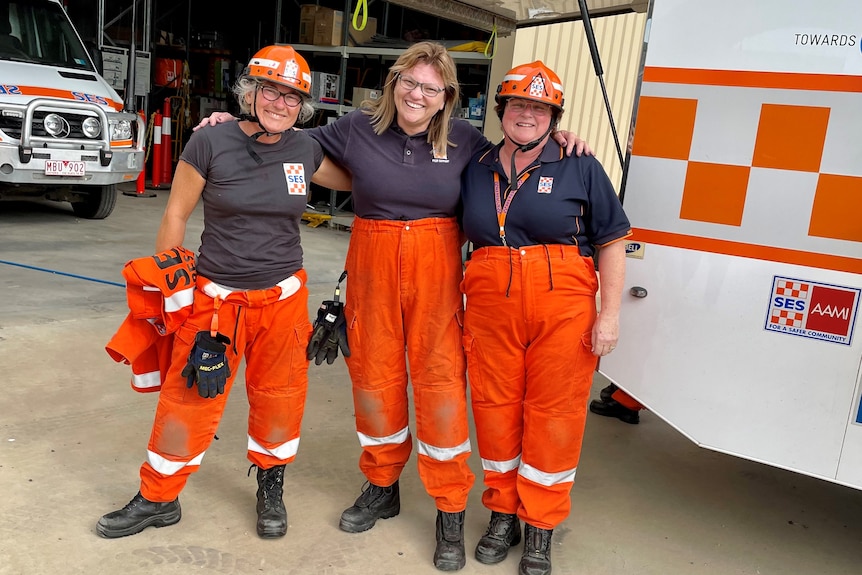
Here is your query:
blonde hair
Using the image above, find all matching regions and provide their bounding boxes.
[363,41,461,155]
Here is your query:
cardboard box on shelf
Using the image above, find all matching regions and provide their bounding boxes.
[312,7,377,46]
[351,87,381,106]
[311,72,340,103]
[347,17,377,46]
[299,5,319,44]
[312,7,342,46]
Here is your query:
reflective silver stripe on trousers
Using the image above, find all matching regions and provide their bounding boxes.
[481,454,521,474]
[357,426,410,447]
[518,461,577,486]
[147,449,205,475]
[248,435,300,461]
[417,438,472,461]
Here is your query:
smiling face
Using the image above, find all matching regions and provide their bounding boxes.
[247,80,302,133]
[393,63,447,135]
[501,97,554,146]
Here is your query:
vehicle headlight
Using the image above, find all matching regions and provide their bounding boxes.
[109,119,132,141]
[82,117,102,138]
[44,113,68,137]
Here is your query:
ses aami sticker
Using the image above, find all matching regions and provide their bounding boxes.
[765,276,861,345]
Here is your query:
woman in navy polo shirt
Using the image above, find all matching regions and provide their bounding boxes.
[460,61,631,575]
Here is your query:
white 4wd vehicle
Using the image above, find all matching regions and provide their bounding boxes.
[0,0,145,218]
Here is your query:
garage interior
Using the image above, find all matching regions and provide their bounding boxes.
[60,0,505,213]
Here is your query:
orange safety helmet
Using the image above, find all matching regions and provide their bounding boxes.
[495,61,565,112]
[243,45,312,99]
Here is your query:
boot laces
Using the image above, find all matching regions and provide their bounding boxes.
[355,481,390,508]
[121,492,147,511]
[249,464,285,503]
[486,512,516,538]
[440,512,464,542]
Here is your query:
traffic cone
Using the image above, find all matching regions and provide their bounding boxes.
[152,111,163,189]
[124,110,156,197]
[162,98,173,184]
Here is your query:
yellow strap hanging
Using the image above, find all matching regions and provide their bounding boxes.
[352,0,369,31]
[484,23,497,59]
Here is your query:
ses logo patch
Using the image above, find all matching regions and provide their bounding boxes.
[764,276,860,345]
[282,163,307,195]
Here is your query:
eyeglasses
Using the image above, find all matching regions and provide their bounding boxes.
[396,74,446,98]
[259,84,303,108]
[506,100,552,116]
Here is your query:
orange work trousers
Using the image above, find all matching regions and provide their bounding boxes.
[140,270,312,502]
[613,388,645,410]
[462,245,599,529]
[343,216,474,512]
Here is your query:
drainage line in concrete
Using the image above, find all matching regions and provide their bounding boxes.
[0,260,125,288]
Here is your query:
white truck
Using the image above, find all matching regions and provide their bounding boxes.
[600,0,862,490]
[0,0,145,219]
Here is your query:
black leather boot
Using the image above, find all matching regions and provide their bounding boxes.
[433,510,466,571]
[339,480,400,533]
[255,464,287,538]
[599,383,618,403]
[475,511,521,564]
[519,523,553,575]
[96,491,181,538]
[589,397,640,424]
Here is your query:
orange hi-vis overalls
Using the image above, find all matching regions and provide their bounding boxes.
[462,245,599,529]
[343,216,475,513]
[139,270,312,503]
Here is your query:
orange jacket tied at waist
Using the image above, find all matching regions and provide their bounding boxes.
[105,246,196,392]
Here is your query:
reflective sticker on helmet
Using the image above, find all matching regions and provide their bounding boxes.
[529,75,546,98]
[284,59,299,81]
[283,163,307,195]
[252,57,280,70]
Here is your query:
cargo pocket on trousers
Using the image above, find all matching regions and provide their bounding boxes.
[567,331,599,410]
[462,331,486,403]
[344,309,361,382]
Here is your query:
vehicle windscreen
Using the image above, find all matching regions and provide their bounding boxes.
[0,0,93,71]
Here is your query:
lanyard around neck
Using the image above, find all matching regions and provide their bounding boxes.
[493,170,531,246]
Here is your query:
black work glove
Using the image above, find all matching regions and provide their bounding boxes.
[181,331,232,398]
[306,300,350,365]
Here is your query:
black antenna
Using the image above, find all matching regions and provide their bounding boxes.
[577,0,626,172]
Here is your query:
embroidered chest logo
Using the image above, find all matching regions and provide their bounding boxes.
[282,163,307,195]
[537,176,554,194]
[431,146,449,163]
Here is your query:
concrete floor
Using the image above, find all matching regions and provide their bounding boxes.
[2,185,862,575]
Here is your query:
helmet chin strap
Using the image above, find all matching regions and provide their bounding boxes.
[503,120,555,190]
[241,92,285,165]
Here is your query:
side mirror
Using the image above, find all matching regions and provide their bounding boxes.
[85,40,102,74]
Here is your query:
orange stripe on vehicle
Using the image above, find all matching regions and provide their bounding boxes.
[643,67,862,93]
[631,228,862,275]
[12,86,123,110]
[110,139,133,147]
